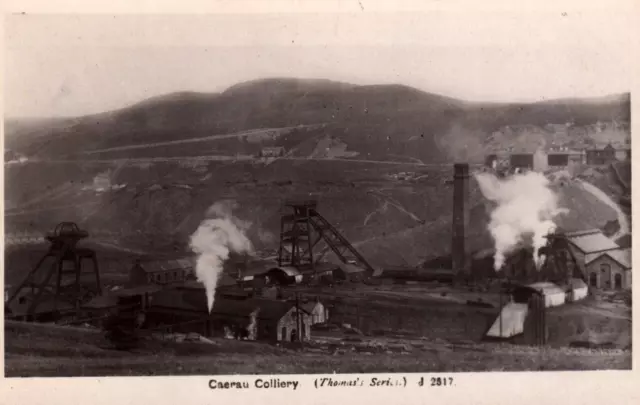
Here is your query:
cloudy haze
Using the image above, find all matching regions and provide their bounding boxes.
[4,7,635,118]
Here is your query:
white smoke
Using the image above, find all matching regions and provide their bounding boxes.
[189,201,254,313]
[474,171,567,271]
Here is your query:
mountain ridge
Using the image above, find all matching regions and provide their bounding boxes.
[3,77,631,165]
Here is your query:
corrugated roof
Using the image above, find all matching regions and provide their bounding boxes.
[564,229,619,253]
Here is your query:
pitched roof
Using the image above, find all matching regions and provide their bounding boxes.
[605,249,632,269]
[563,229,620,253]
[586,248,632,269]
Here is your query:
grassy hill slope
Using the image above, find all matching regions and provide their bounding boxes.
[5,79,630,163]
[4,159,620,283]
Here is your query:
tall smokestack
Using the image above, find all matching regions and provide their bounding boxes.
[452,163,470,279]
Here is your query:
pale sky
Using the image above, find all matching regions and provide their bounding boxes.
[4,6,636,118]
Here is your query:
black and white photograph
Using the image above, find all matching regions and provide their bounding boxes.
[2,0,635,384]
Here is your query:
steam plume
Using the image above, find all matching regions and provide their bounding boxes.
[189,201,254,313]
[474,171,567,271]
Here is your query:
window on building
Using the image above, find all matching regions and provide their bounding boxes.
[614,273,623,289]
[18,296,26,305]
[281,327,287,341]
[600,263,611,288]
[589,272,598,288]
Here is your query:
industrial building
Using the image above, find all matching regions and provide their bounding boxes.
[301,299,329,325]
[584,248,632,290]
[509,153,534,170]
[128,258,195,286]
[586,144,616,165]
[560,229,632,290]
[146,288,312,342]
[546,148,585,167]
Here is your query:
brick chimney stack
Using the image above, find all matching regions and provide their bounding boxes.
[452,163,470,279]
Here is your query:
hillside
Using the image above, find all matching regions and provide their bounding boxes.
[4,158,621,284]
[4,78,630,163]
[3,78,631,280]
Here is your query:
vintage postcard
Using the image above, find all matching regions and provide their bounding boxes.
[1,0,638,404]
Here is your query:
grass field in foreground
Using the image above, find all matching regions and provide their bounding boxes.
[5,321,630,377]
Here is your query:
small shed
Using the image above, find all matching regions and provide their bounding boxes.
[569,278,588,301]
[301,300,329,325]
[525,282,567,308]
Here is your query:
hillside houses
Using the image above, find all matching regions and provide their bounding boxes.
[546,147,584,167]
[486,142,628,172]
[485,120,630,171]
[585,144,616,165]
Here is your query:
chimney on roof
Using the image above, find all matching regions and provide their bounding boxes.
[452,163,470,280]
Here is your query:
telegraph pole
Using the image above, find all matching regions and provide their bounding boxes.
[295,293,302,342]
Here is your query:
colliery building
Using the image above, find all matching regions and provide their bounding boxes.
[586,144,617,165]
[146,286,312,342]
[129,258,195,286]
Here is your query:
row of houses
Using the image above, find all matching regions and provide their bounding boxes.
[486,143,631,172]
